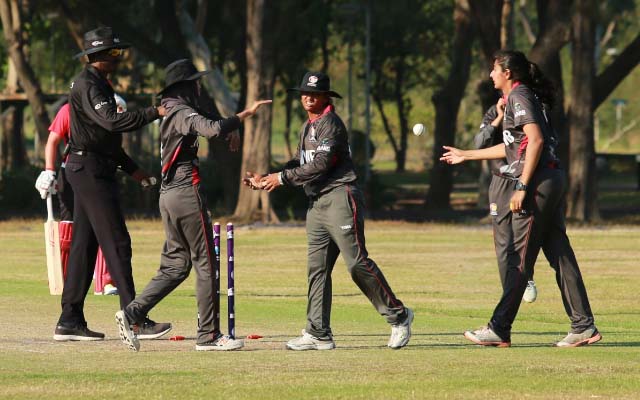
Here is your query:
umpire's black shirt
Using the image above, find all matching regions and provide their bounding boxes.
[68,65,159,174]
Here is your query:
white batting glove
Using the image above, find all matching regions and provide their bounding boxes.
[35,170,57,199]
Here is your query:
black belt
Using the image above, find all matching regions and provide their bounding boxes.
[70,149,107,158]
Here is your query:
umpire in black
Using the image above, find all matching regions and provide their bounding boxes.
[54,27,170,341]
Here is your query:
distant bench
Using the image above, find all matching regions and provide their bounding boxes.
[595,153,640,190]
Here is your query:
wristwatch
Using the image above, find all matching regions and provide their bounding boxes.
[515,181,528,191]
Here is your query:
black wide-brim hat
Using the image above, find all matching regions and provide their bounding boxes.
[74,27,130,59]
[288,71,342,98]
[158,59,211,95]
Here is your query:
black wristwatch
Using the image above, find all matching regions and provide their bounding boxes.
[515,181,528,191]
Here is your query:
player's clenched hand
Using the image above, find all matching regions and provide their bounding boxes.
[439,146,466,165]
[242,171,265,190]
[260,173,282,192]
[131,169,157,189]
[509,191,526,214]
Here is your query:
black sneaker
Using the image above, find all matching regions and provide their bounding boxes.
[133,317,172,340]
[53,324,105,341]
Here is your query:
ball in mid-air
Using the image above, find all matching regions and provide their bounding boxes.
[412,123,425,136]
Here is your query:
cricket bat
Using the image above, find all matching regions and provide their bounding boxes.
[44,194,64,295]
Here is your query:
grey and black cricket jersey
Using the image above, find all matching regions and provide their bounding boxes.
[281,106,357,197]
[280,105,407,338]
[126,95,239,343]
[500,83,560,179]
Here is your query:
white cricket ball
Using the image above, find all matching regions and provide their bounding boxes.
[412,123,425,136]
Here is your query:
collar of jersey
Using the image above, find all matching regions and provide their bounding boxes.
[502,81,521,103]
[308,104,334,124]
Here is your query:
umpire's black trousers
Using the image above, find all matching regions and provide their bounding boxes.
[58,153,135,326]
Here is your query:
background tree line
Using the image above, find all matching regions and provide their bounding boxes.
[0,0,638,222]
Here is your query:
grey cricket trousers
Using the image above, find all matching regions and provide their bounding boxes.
[489,174,535,288]
[304,184,406,338]
[489,169,595,341]
[126,185,220,343]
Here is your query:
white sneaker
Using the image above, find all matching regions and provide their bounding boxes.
[115,310,140,352]
[555,326,602,347]
[388,308,414,349]
[523,280,538,303]
[196,334,244,351]
[103,284,118,295]
[286,330,335,351]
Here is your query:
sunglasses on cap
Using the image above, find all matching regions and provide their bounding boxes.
[107,48,125,57]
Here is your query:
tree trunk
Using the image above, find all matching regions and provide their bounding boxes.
[500,0,515,49]
[425,0,474,210]
[566,0,599,222]
[529,0,571,74]
[393,58,408,173]
[0,0,50,158]
[283,93,294,160]
[373,92,399,158]
[233,0,278,222]
[469,0,502,67]
[175,0,238,118]
[593,33,640,109]
[1,104,26,170]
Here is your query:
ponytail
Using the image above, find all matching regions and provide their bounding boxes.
[528,61,556,109]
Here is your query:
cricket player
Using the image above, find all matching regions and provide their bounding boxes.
[474,101,537,303]
[115,59,271,352]
[35,94,130,296]
[247,71,413,350]
[441,50,600,348]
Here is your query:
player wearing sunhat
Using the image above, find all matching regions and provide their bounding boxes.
[246,71,414,350]
[115,59,271,351]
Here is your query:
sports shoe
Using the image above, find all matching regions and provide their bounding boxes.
[464,326,511,347]
[53,324,105,341]
[195,334,244,351]
[103,284,118,296]
[388,308,414,349]
[133,317,172,340]
[115,310,139,352]
[286,330,335,351]
[555,326,602,347]
[523,280,537,303]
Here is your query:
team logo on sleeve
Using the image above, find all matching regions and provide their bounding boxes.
[514,103,526,117]
[94,101,109,110]
[316,138,331,152]
[502,130,515,146]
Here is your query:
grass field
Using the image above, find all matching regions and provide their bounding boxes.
[1,219,639,399]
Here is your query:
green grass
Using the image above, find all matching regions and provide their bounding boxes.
[1,220,639,399]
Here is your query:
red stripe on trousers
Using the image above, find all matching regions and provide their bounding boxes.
[346,185,400,308]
